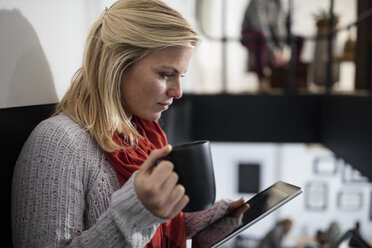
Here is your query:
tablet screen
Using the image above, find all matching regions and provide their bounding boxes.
[193,181,302,248]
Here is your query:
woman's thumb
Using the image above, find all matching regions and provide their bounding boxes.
[140,144,172,173]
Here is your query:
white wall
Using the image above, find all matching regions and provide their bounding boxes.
[210,142,372,246]
[0,0,89,108]
[0,0,199,109]
[278,144,372,240]
[211,142,283,239]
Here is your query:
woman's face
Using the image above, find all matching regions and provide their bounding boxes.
[121,46,194,121]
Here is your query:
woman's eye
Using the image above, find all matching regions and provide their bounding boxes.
[159,72,175,79]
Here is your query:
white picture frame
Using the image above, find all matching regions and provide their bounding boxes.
[305,182,327,210]
[313,155,337,175]
[337,191,363,210]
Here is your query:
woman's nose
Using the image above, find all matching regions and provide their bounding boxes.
[167,79,183,99]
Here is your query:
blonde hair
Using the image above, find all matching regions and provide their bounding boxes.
[55,0,199,152]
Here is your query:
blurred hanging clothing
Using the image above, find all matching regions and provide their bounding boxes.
[241,0,287,78]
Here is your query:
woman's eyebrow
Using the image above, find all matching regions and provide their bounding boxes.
[159,66,186,74]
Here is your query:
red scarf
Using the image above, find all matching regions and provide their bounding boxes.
[104,116,186,248]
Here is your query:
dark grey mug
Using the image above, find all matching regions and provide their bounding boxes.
[158,140,216,212]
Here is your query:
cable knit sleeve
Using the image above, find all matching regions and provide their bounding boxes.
[185,199,244,247]
[11,115,166,248]
[185,199,231,238]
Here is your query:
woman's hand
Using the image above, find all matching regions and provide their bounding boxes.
[226,197,249,217]
[134,145,189,219]
[191,198,250,248]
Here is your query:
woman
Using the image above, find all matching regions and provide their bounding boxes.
[11,0,246,247]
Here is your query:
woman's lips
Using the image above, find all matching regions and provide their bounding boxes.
[158,102,172,110]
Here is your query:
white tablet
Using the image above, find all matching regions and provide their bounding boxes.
[194,181,302,248]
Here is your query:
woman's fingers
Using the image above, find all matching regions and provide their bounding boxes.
[150,160,174,183]
[139,144,172,174]
[134,145,188,219]
[160,171,179,199]
[227,197,245,212]
[227,197,250,217]
[231,202,250,217]
[153,181,188,219]
[167,188,189,218]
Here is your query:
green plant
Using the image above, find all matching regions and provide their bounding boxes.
[312,9,339,22]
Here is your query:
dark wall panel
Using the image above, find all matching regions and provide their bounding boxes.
[321,95,372,181]
[163,94,372,181]
[169,94,323,143]
[0,103,56,248]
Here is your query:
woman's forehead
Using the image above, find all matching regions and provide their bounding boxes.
[137,46,194,70]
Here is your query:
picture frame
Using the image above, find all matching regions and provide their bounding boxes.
[238,163,260,194]
[313,155,337,175]
[305,182,328,210]
[337,191,363,210]
[341,162,369,183]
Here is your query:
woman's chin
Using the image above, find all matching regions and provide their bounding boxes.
[154,113,162,121]
[141,112,162,122]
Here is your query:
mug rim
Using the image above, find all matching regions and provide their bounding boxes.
[172,140,209,150]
